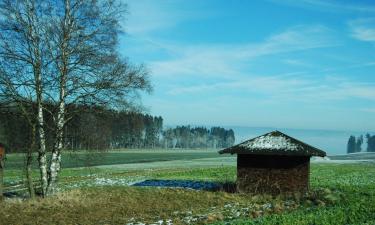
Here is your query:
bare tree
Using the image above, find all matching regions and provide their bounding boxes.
[42,0,151,194]
[0,0,50,196]
[0,79,37,198]
[1,0,151,196]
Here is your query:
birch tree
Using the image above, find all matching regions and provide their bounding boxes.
[1,0,151,196]
[0,73,37,198]
[43,0,151,194]
[0,0,50,196]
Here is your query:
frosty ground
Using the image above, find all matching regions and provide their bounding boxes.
[1,150,375,224]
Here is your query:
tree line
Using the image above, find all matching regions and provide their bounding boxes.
[347,134,375,153]
[0,104,235,153]
[163,126,235,149]
[0,104,159,152]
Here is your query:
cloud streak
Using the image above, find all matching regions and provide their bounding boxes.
[145,24,375,104]
[123,0,212,35]
[149,25,338,78]
[167,74,375,103]
[269,0,375,13]
[348,18,375,42]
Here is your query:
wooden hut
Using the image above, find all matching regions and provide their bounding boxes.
[219,131,326,194]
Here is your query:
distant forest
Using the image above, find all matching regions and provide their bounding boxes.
[347,134,375,153]
[0,105,235,153]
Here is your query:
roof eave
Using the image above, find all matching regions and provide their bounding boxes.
[218,147,326,157]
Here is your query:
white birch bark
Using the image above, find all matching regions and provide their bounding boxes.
[36,70,48,197]
[46,0,69,194]
[47,98,65,194]
[28,1,48,196]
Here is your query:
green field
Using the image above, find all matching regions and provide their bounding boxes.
[2,149,234,188]
[1,150,375,224]
[4,149,228,170]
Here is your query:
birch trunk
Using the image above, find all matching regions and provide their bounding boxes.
[26,125,36,199]
[47,100,65,194]
[26,154,35,199]
[46,0,70,195]
[34,57,47,196]
[25,0,48,197]
[36,82,48,197]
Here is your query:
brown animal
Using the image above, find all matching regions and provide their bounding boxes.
[0,143,4,202]
[0,143,5,168]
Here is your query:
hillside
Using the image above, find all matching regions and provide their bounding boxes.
[328,152,375,160]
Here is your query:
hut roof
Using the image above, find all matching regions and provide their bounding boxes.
[219,130,326,157]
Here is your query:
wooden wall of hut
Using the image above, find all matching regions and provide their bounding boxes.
[236,154,310,194]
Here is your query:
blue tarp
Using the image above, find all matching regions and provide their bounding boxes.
[133,179,222,191]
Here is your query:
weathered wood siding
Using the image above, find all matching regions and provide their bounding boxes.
[236,154,310,194]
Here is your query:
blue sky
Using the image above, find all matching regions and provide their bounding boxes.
[119,0,375,131]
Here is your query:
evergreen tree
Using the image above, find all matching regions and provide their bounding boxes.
[355,135,363,152]
[347,135,356,154]
[366,134,375,152]
[161,126,235,149]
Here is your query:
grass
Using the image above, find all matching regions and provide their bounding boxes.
[0,183,346,225]
[2,149,231,189]
[213,163,375,225]
[2,187,268,224]
[4,149,224,170]
[1,150,375,224]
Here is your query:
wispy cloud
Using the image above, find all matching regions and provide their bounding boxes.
[242,25,337,57]
[269,0,375,13]
[282,59,313,67]
[301,81,375,101]
[123,0,211,35]
[348,18,375,42]
[361,108,375,113]
[149,25,337,78]
[167,73,375,103]
[146,24,367,105]
[167,74,310,96]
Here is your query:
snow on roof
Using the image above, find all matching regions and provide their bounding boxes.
[219,130,326,157]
